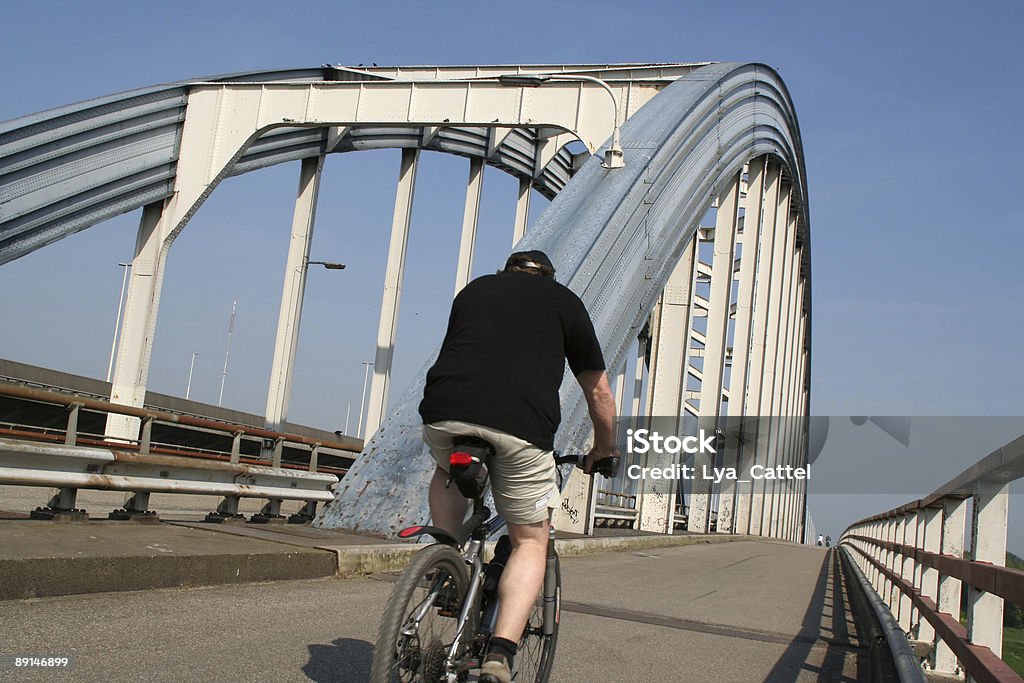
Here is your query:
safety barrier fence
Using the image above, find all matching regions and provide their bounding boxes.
[840,434,1024,682]
[593,489,637,528]
[0,383,357,523]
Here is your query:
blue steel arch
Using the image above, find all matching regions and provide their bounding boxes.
[315,62,812,535]
[0,66,576,266]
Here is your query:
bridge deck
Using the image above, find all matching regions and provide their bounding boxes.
[558,541,867,681]
[0,531,866,681]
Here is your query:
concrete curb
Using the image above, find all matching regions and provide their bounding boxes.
[321,544,422,577]
[0,549,336,600]
[1,527,763,599]
[324,532,755,578]
[555,532,756,557]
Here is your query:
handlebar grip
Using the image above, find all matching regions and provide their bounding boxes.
[591,456,620,478]
[552,452,621,477]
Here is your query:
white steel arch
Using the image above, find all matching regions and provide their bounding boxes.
[0,62,811,539]
[317,62,811,539]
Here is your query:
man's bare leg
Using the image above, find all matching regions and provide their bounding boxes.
[429,466,468,536]
[493,517,549,642]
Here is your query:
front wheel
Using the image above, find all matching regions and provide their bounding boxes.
[371,544,470,683]
[514,554,560,683]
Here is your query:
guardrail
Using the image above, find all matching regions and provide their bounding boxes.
[0,383,356,523]
[839,434,1024,682]
[593,489,637,528]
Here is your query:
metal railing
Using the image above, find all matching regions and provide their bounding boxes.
[0,383,358,523]
[593,489,637,528]
[839,434,1024,682]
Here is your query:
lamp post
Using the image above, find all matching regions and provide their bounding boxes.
[185,352,198,400]
[106,262,131,382]
[308,258,348,434]
[357,361,374,439]
[496,73,625,169]
[218,298,237,407]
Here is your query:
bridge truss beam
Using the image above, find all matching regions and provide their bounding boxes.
[93,78,641,439]
[316,62,811,539]
[0,62,811,541]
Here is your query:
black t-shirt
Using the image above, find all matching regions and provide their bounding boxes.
[419,272,606,450]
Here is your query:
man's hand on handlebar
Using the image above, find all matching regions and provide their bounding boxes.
[584,447,622,478]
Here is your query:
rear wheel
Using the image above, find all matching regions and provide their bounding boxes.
[513,554,560,683]
[371,544,470,683]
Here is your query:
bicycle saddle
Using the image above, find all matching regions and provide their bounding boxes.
[448,436,494,500]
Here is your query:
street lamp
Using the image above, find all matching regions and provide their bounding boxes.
[306,260,347,270]
[496,73,625,169]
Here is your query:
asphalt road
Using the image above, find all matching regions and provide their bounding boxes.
[0,541,866,682]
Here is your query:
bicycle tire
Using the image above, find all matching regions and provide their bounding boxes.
[371,544,471,683]
[513,554,560,683]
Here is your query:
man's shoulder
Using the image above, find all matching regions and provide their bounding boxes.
[463,273,586,310]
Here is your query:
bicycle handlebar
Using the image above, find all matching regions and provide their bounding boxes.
[553,452,620,478]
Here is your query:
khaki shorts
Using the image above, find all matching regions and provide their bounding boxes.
[423,420,558,525]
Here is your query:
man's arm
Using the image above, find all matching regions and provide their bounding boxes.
[576,369,619,472]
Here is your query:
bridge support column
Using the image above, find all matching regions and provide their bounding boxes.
[782,267,805,541]
[879,520,891,596]
[885,517,898,609]
[749,177,790,537]
[265,155,325,432]
[933,499,966,673]
[636,244,696,534]
[795,335,808,543]
[870,521,883,591]
[105,200,175,440]
[793,295,808,542]
[917,507,940,659]
[366,148,420,438]
[454,158,485,294]
[897,510,917,631]
[513,177,531,244]
[764,209,797,539]
[778,274,802,540]
[109,492,158,522]
[968,481,1009,658]
[734,162,781,536]
[105,86,284,440]
[693,173,740,534]
[29,487,87,521]
[719,159,766,534]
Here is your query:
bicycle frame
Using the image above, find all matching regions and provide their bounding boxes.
[388,452,589,683]
[439,461,573,680]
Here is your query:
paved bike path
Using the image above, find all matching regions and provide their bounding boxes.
[0,514,750,600]
[556,541,868,681]
[0,540,864,682]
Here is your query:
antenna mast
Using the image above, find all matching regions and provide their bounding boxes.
[218,297,237,406]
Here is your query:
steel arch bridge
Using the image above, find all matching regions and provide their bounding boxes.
[0,62,810,542]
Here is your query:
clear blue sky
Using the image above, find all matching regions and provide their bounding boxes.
[2,1,1023,544]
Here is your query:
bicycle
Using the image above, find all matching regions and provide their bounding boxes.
[370,437,618,683]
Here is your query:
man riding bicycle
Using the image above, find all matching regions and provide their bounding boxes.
[418,250,618,683]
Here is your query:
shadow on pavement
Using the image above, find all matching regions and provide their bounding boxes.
[304,637,373,682]
[762,549,869,682]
